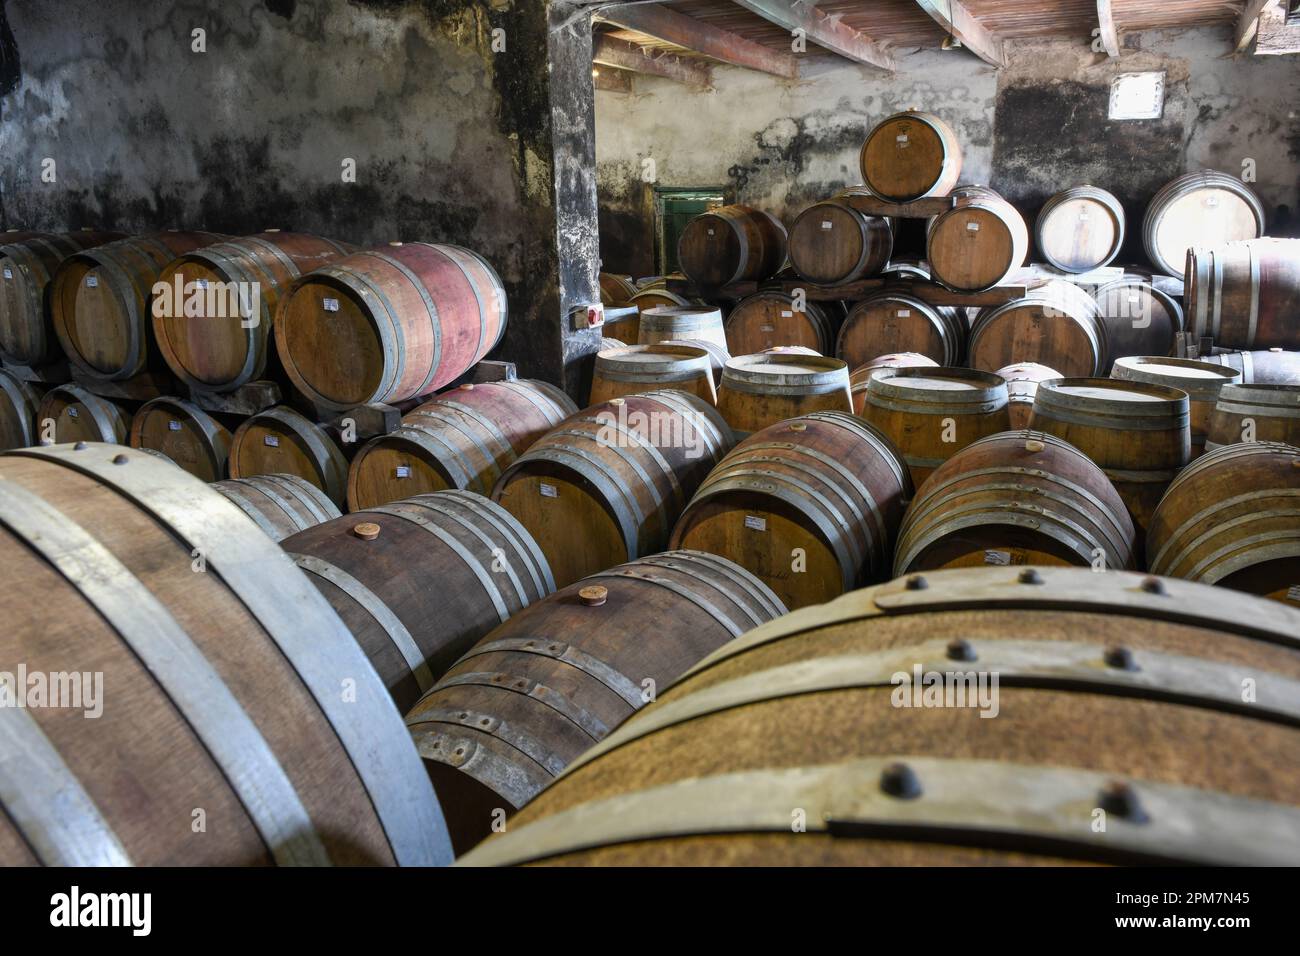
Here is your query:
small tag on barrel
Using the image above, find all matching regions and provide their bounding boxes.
[264,435,280,448]
[540,482,558,499]
[323,298,340,313]
[744,515,767,532]
[86,275,98,288]
[68,407,79,419]
[3,268,11,280]
[1287,585,1300,604]
[395,465,411,479]
[821,221,833,230]
[168,420,181,431]
[983,549,1011,566]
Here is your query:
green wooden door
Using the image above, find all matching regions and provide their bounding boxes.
[657,190,726,275]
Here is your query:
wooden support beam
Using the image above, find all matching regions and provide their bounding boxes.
[592,66,633,93]
[914,0,1006,67]
[592,34,712,88]
[729,0,896,72]
[1096,1,1120,57]
[598,3,799,79]
[1234,0,1281,53]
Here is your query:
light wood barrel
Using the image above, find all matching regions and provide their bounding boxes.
[153,232,352,392]
[661,337,728,385]
[35,384,131,445]
[788,198,892,285]
[926,185,1029,292]
[128,396,232,481]
[590,344,716,406]
[670,412,909,610]
[968,280,1106,376]
[677,205,788,289]
[598,273,637,306]
[1143,171,1265,276]
[0,442,447,865]
[0,231,124,367]
[277,242,507,411]
[859,111,962,202]
[638,305,728,354]
[461,566,1300,867]
[51,231,228,381]
[284,490,554,714]
[837,293,965,369]
[858,367,1011,488]
[724,293,835,356]
[1092,275,1184,368]
[1147,442,1300,607]
[212,473,341,542]
[895,430,1136,575]
[849,354,938,415]
[229,405,348,506]
[406,550,785,855]
[492,390,733,588]
[346,380,576,512]
[996,362,1063,429]
[1030,377,1190,542]
[1111,356,1240,458]
[1205,383,1300,451]
[0,369,40,450]
[1034,186,1125,273]
[1203,348,1300,385]
[717,354,852,439]
[1185,238,1300,350]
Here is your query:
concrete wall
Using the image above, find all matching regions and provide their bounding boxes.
[596,27,1300,276]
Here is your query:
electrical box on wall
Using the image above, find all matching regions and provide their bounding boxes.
[571,303,605,331]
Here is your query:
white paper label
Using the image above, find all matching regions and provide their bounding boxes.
[984,549,1011,566]
[744,515,767,532]
[264,435,280,448]
[86,275,99,288]
[707,229,715,237]
[323,298,340,313]
[897,309,911,318]
[821,221,834,230]
[540,482,558,498]
[3,268,11,280]
[168,420,181,431]
[395,465,411,478]
[896,134,909,145]
[1287,584,1300,603]
[781,310,793,318]
[67,407,79,419]
[966,222,980,232]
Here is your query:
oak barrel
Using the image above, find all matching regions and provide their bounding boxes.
[1204,383,1300,451]
[996,363,1062,429]
[1202,348,1300,385]
[1091,275,1184,367]
[1143,171,1265,277]
[849,354,938,415]
[128,396,232,481]
[926,185,1029,293]
[212,473,342,542]
[717,354,853,439]
[677,205,788,289]
[638,305,728,354]
[968,280,1107,376]
[598,273,638,306]
[859,111,962,202]
[788,197,892,285]
[1034,186,1125,273]
[0,369,40,450]
[724,293,835,356]
[229,405,349,506]
[661,337,728,385]
[837,293,965,369]
[1185,238,1300,350]
[589,343,717,406]
[1111,356,1240,458]
[35,384,131,445]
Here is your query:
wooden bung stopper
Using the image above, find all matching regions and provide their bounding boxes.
[1025,438,1045,452]
[789,422,807,431]
[352,522,381,541]
[578,585,608,607]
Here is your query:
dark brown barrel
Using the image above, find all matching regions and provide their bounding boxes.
[926,185,1029,292]
[598,273,637,306]
[788,198,892,285]
[837,293,965,369]
[996,362,1062,429]
[1185,238,1300,350]
[1143,171,1265,276]
[1034,185,1125,273]
[0,231,124,367]
[1147,442,1300,607]
[1091,275,1184,367]
[968,280,1106,376]
[346,380,576,512]
[895,430,1136,574]
[1111,356,1240,458]
[1202,348,1300,385]
[859,110,962,202]
[406,551,785,855]
[677,205,788,289]
[51,231,228,381]
[638,305,728,354]
[212,473,342,542]
[277,241,507,411]
[128,396,232,481]
[228,405,348,506]
[0,369,40,450]
[717,354,853,439]
[35,384,131,445]
[461,566,1300,867]
[589,343,717,406]
[849,354,938,415]
[0,442,447,865]
[724,293,835,356]
[492,391,733,588]
[1205,383,1300,451]
[284,490,554,714]
[670,412,910,610]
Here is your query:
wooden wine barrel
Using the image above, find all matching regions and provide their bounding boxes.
[1202,348,1300,385]
[677,205,788,289]
[1185,238,1300,350]
[1091,275,1183,367]
[0,231,124,367]
[212,473,341,542]
[894,430,1136,575]
[837,293,965,369]
[968,280,1107,377]
[717,354,853,439]
[1143,171,1265,276]
[127,396,232,481]
[598,273,637,306]
[1030,378,1190,541]
[277,242,507,411]
[229,406,348,506]
[0,369,40,450]
[849,354,937,415]
[1111,356,1240,458]
[858,367,1011,488]
[50,231,228,381]
[1204,383,1300,451]
[996,362,1062,429]
[724,293,835,356]
[638,305,728,354]
[1034,186,1125,273]
[461,565,1300,867]
[661,337,728,385]
[630,287,693,311]
[0,442,447,865]
[589,344,717,406]
[35,385,131,445]
[284,490,554,714]
[669,412,910,610]
[152,231,351,392]
[859,111,962,202]
[1148,442,1300,606]
[346,380,576,512]
[406,550,785,855]
[788,198,892,285]
[926,185,1029,292]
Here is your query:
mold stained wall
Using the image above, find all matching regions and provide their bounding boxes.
[596,27,1300,276]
